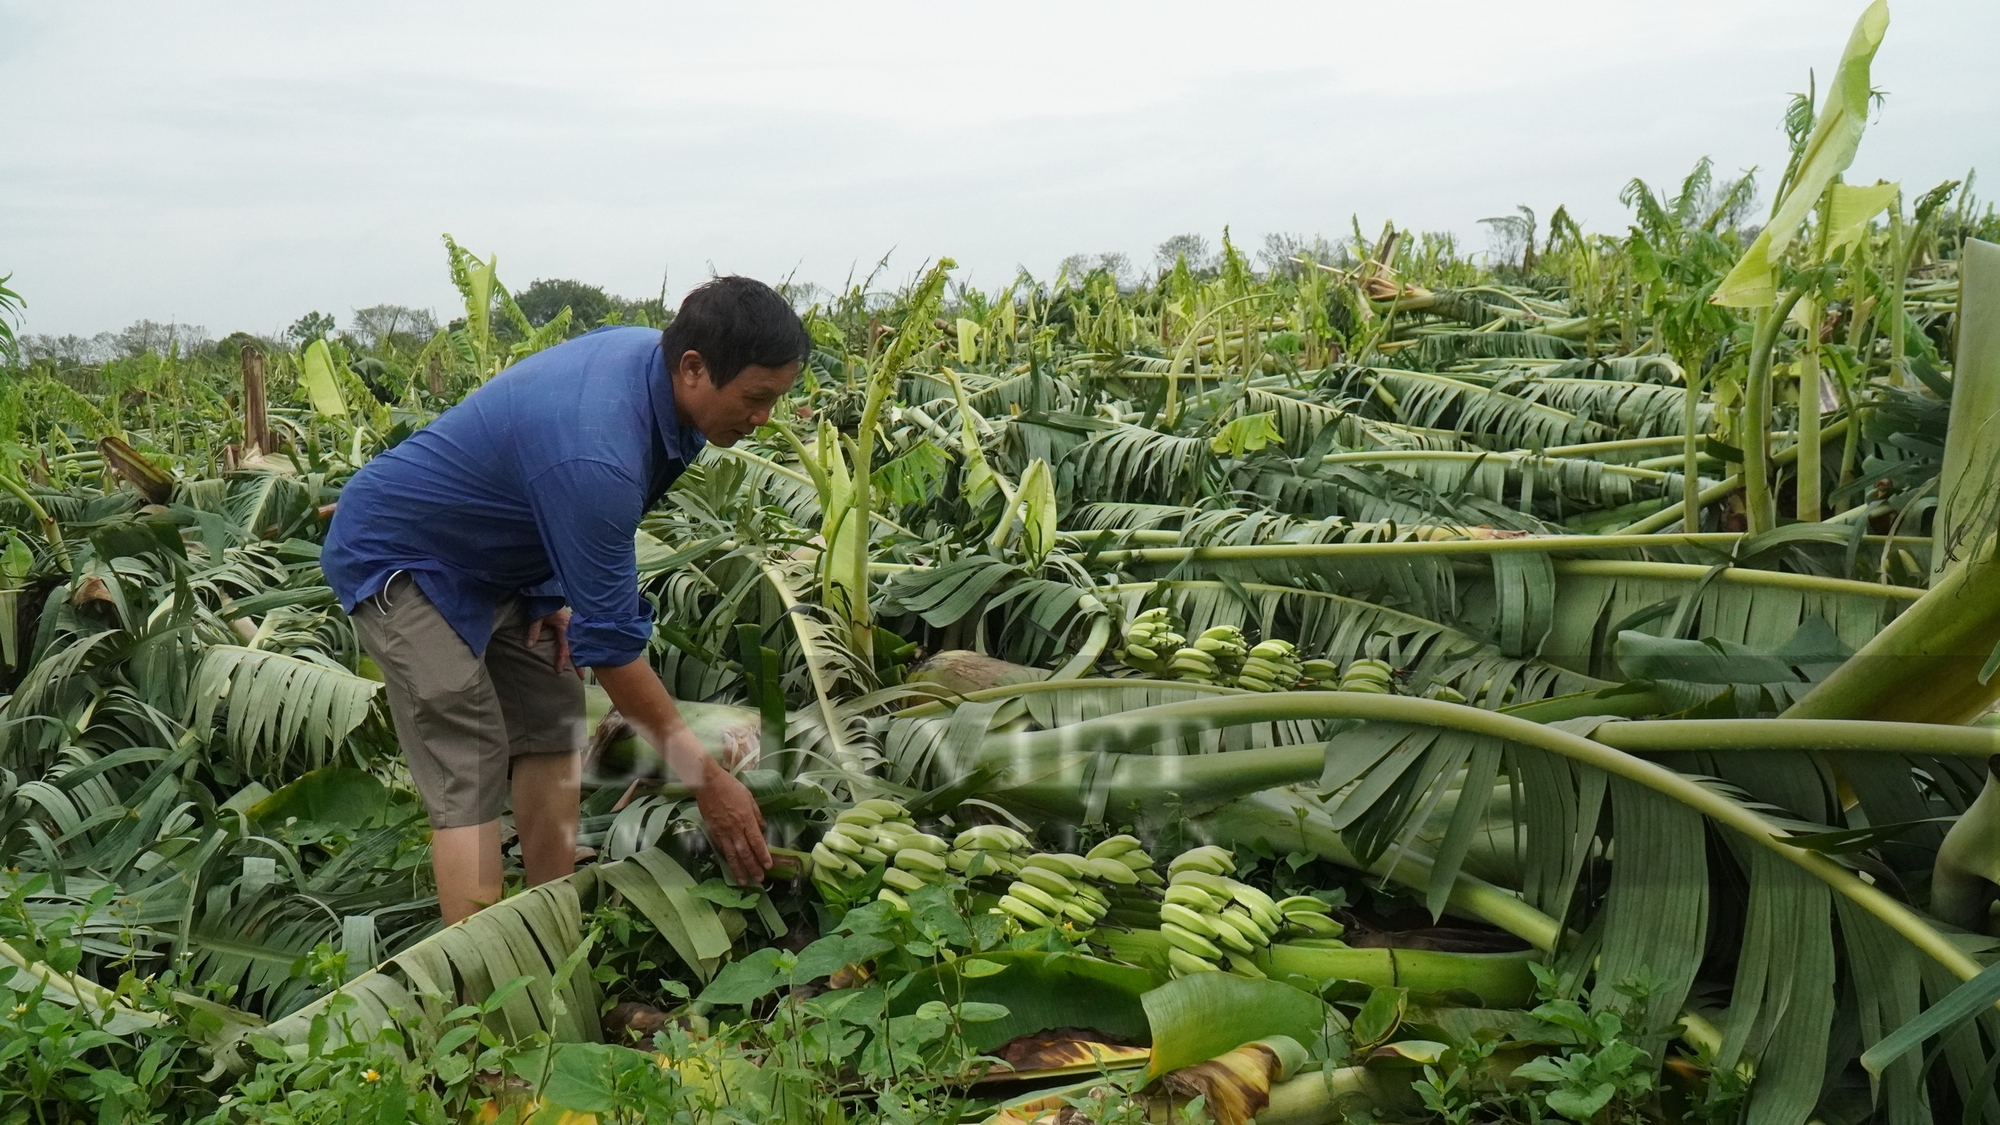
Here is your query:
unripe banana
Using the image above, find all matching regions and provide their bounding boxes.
[854,798,906,819]
[1214,905,1271,947]
[1019,867,1076,898]
[1160,903,1218,937]
[1168,846,1234,877]
[1286,912,1344,937]
[1168,946,1220,976]
[1225,953,1268,979]
[1340,659,1395,694]
[877,888,911,912]
[1170,870,1233,897]
[1007,881,1064,916]
[1160,922,1225,961]
[872,822,919,841]
[894,848,948,875]
[1164,884,1225,912]
[1122,643,1159,662]
[881,867,928,893]
[1023,853,1088,880]
[884,860,928,888]
[837,807,884,828]
[810,842,846,871]
[1276,895,1333,915]
[954,825,1025,851]
[834,820,885,843]
[996,895,1053,929]
[1086,834,1143,860]
[1060,901,1098,926]
[819,829,865,856]
[1090,858,1139,885]
[1134,869,1166,886]
[1206,914,1258,955]
[1230,883,1282,928]
[856,846,889,867]
[898,832,948,856]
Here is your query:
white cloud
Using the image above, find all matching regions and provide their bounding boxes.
[2,0,1995,334]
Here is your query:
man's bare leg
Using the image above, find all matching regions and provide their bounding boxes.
[432,820,503,925]
[513,751,582,887]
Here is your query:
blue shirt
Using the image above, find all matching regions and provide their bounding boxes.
[322,326,704,668]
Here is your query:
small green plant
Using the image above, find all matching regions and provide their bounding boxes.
[1411,971,1707,1125]
[1,879,215,1124]
[1507,993,1657,1123]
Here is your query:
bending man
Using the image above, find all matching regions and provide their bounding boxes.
[324,276,799,922]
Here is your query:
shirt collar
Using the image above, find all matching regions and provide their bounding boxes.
[649,340,707,463]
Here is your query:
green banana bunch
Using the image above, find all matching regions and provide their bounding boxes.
[994,833,1165,933]
[1235,639,1301,692]
[810,798,955,910]
[1086,832,1164,888]
[1156,845,1287,979]
[1299,658,1340,688]
[947,822,1030,882]
[993,851,1108,931]
[1274,894,1345,939]
[1169,624,1248,684]
[1338,658,1396,694]
[1117,606,1185,676]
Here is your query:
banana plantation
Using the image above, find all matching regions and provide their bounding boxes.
[11,5,2000,1123]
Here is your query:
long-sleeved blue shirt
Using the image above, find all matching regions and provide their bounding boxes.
[322,326,703,668]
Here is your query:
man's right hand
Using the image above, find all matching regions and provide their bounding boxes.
[688,754,773,885]
[594,657,775,886]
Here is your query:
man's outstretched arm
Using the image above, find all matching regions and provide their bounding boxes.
[594,657,774,884]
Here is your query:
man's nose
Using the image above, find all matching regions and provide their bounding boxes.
[749,406,773,427]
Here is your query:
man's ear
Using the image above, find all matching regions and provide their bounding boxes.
[674,349,707,385]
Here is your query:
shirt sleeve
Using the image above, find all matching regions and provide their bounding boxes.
[523,458,654,668]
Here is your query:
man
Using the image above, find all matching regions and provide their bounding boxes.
[324,276,800,923]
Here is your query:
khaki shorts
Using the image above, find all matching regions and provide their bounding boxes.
[351,573,586,829]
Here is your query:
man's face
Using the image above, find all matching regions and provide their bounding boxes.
[672,351,800,447]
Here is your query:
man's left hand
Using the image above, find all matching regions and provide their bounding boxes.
[525,608,580,677]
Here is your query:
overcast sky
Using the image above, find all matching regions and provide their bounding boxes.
[4,1,1996,338]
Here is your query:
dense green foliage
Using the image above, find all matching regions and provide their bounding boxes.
[10,9,2000,1119]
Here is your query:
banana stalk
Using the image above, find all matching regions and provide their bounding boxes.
[1931,757,2000,931]
[1783,535,2000,724]
[977,693,1986,987]
[843,258,954,658]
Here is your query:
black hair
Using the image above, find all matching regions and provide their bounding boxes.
[660,276,811,387]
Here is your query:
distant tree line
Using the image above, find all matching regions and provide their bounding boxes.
[7,277,669,372]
